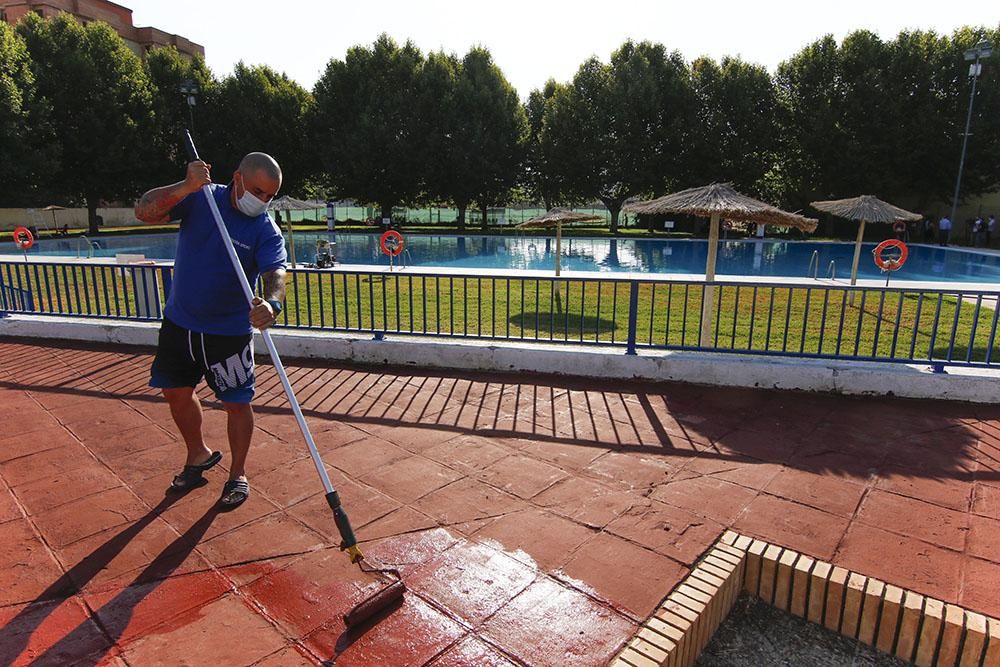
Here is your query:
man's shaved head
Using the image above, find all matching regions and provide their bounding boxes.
[239,152,282,183]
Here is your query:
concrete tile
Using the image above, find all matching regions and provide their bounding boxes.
[733,495,850,561]
[561,532,688,619]
[482,577,636,667]
[0,596,111,667]
[606,501,724,565]
[650,476,759,524]
[304,594,464,665]
[858,490,969,551]
[408,540,537,625]
[479,454,568,500]
[836,523,962,603]
[121,593,288,664]
[473,508,595,570]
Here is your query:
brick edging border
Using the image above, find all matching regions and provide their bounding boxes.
[612,531,1000,667]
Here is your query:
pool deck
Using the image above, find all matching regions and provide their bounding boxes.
[0,338,998,665]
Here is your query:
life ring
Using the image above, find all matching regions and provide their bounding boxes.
[379,230,404,257]
[892,221,906,234]
[13,226,33,251]
[873,239,908,271]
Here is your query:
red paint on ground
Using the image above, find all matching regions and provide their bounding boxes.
[0,339,996,664]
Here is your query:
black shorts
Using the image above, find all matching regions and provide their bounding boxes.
[149,318,255,403]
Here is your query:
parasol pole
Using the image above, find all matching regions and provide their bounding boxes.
[555,221,562,277]
[699,212,720,347]
[849,219,865,305]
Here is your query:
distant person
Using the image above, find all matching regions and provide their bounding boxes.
[923,218,935,243]
[973,216,985,247]
[938,216,951,246]
[988,214,996,248]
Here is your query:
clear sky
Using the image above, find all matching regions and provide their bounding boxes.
[125,0,999,98]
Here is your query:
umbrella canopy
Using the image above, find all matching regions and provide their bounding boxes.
[515,207,603,229]
[810,195,921,292]
[809,195,921,224]
[517,208,604,276]
[625,183,818,233]
[269,196,325,211]
[626,183,817,346]
[42,205,67,212]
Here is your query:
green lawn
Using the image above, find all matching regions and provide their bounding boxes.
[3,262,996,363]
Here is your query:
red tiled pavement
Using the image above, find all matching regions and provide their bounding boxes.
[0,338,998,665]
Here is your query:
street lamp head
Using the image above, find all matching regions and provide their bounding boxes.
[964,40,993,61]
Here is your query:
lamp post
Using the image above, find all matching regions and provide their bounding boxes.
[949,40,993,224]
[178,80,199,132]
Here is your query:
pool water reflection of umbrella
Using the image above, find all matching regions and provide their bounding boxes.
[516,208,604,276]
[625,183,817,346]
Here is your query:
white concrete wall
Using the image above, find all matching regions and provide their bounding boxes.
[2,314,998,404]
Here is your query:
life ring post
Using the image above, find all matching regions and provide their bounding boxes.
[873,239,908,286]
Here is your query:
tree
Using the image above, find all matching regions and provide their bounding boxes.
[542,41,696,232]
[418,50,464,226]
[145,47,217,188]
[0,21,54,206]
[524,80,566,210]
[17,13,153,233]
[688,56,778,196]
[311,34,426,219]
[208,63,315,196]
[451,47,527,230]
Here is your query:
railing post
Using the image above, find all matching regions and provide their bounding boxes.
[625,281,639,355]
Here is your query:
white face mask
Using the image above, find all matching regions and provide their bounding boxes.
[235,176,269,217]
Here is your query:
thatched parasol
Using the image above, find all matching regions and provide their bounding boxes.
[516,208,603,276]
[626,183,818,346]
[269,196,325,268]
[42,204,67,230]
[810,195,921,294]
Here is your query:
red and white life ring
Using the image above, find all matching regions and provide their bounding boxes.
[873,239,908,271]
[13,226,33,251]
[379,230,404,257]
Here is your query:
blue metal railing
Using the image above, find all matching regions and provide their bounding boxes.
[1,259,998,368]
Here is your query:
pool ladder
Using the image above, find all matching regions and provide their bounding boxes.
[807,251,837,280]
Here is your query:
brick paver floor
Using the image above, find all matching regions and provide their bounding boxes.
[0,338,997,665]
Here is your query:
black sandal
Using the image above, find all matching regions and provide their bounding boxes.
[219,479,250,508]
[169,451,223,491]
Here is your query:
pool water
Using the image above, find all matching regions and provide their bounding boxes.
[5,232,1000,283]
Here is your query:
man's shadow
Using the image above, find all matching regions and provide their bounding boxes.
[0,485,221,666]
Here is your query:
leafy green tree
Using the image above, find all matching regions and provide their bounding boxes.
[450,47,527,230]
[17,13,153,233]
[525,80,567,210]
[312,34,426,219]
[542,41,696,231]
[688,56,778,196]
[418,50,464,225]
[209,63,315,196]
[145,47,217,187]
[0,21,54,206]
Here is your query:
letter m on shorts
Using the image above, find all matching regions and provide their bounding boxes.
[210,344,253,391]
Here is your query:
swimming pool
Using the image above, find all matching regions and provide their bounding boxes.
[5,232,1000,283]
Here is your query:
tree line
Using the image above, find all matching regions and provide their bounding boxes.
[1,13,997,235]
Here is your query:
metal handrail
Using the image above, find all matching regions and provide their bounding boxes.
[2,257,998,369]
[77,236,93,259]
[827,260,837,280]
[807,250,819,279]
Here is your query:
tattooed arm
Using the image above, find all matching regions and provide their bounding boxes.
[134,160,212,224]
[249,269,287,330]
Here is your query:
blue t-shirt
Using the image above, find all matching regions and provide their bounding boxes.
[164,184,287,335]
